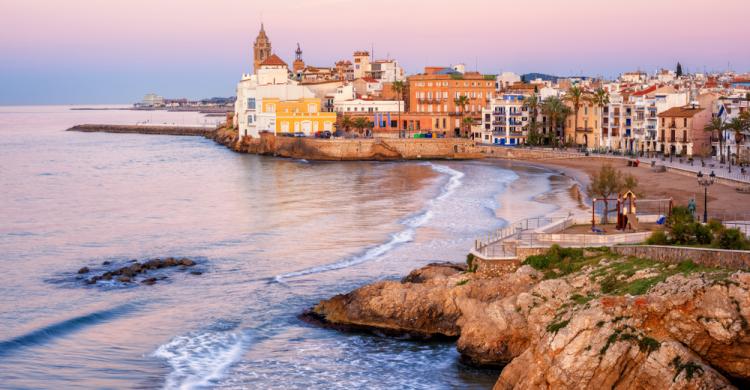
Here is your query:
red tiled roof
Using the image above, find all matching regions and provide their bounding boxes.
[260,54,287,67]
[632,85,658,97]
[657,106,705,118]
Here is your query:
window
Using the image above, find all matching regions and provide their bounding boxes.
[308,104,317,113]
[247,98,256,109]
[247,115,254,124]
[683,118,688,127]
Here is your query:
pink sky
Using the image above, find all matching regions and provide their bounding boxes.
[1,0,748,103]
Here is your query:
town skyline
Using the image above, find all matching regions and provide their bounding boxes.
[1,0,749,105]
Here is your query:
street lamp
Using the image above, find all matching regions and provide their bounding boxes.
[696,171,716,223]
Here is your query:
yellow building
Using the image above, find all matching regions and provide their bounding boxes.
[261,97,337,135]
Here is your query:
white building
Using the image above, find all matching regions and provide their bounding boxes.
[496,72,521,90]
[370,60,405,82]
[235,54,320,138]
[479,93,530,145]
[141,93,164,107]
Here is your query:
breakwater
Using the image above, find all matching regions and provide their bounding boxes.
[67,124,217,137]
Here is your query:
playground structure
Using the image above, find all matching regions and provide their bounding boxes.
[591,192,673,232]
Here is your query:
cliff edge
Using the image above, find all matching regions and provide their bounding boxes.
[305,247,750,389]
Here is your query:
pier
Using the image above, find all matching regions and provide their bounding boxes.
[66,124,218,137]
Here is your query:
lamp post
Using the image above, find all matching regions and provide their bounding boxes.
[697,171,716,223]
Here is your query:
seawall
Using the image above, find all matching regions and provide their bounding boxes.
[228,132,485,161]
[68,124,218,137]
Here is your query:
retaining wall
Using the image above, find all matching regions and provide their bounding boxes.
[238,134,484,160]
[613,245,750,270]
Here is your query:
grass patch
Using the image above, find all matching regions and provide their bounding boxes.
[523,245,607,279]
[670,356,704,382]
[455,279,469,286]
[570,293,596,305]
[638,337,661,354]
[546,319,570,334]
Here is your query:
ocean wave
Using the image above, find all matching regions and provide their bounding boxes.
[153,330,245,390]
[0,303,136,357]
[272,163,462,282]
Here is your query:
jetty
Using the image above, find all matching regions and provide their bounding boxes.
[67,124,217,137]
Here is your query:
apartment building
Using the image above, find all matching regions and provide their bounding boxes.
[657,105,712,157]
[408,67,494,136]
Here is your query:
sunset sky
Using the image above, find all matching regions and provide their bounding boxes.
[1,0,748,104]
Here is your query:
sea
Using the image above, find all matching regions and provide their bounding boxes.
[0,105,577,389]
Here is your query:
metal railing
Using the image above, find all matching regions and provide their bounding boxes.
[473,216,560,257]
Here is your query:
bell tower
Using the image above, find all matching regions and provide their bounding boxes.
[253,23,272,74]
[293,43,305,75]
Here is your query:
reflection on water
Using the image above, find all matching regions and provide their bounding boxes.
[0,106,571,389]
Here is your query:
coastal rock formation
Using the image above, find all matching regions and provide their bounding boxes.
[307,248,750,388]
[81,257,200,286]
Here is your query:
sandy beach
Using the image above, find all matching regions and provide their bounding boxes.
[534,157,750,220]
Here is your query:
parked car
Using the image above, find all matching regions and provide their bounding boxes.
[293,132,305,137]
[314,131,332,139]
[279,132,295,137]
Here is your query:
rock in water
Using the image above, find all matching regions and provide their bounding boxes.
[77,267,90,274]
[180,258,195,267]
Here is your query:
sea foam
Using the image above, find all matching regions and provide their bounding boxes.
[272,163,463,283]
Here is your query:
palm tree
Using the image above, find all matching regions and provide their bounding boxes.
[587,88,610,149]
[462,117,475,139]
[563,86,585,146]
[727,114,748,164]
[340,115,354,135]
[523,93,541,146]
[541,96,571,146]
[704,117,726,163]
[391,81,406,138]
[352,117,370,137]
[454,95,470,137]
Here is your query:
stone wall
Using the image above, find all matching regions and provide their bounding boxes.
[474,257,522,277]
[237,134,484,161]
[613,245,750,270]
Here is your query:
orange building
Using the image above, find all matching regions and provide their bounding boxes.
[408,67,495,136]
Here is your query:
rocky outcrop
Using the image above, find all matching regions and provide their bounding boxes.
[307,250,750,388]
[81,257,200,286]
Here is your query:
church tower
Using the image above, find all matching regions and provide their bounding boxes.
[253,23,272,74]
[292,43,305,75]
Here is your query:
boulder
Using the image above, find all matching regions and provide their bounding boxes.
[77,267,90,274]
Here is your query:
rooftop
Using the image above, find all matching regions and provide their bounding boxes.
[260,54,287,67]
[657,106,705,118]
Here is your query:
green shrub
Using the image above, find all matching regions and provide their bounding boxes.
[714,228,750,250]
[667,206,694,227]
[546,319,570,334]
[466,253,476,272]
[707,219,724,234]
[693,223,713,245]
[522,245,587,278]
[646,230,669,245]
[456,279,469,286]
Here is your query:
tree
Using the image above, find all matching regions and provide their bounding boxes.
[587,88,610,148]
[454,95,470,137]
[676,62,683,78]
[462,117,475,139]
[727,113,748,163]
[704,117,726,163]
[564,86,585,145]
[391,80,406,138]
[541,96,571,146]
[586,164,639,224]
[523,93,541,144]
[352,117,371,137]
[339,115,354,135]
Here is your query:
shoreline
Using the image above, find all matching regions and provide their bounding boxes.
[67,124,747,218]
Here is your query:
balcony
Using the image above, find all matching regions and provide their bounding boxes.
[575,127,593,133]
